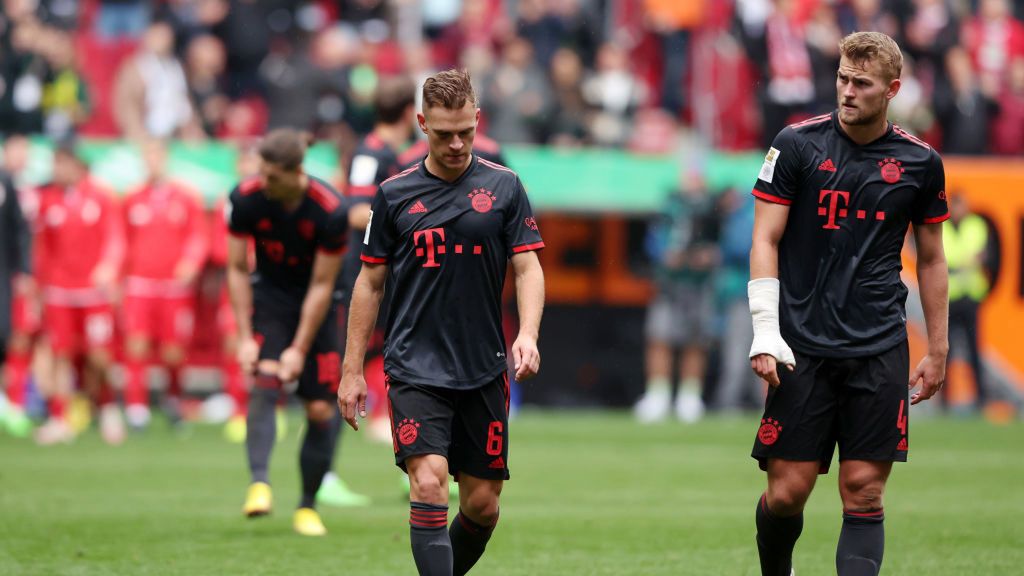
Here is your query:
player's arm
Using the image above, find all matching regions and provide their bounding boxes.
[226,233,257,372]
[910,222,949,404]
[749,199,796,387]
[510,251,544,380]
[175,190,210,284]
[277,250,343,382]
[348,202,372,230]
[92,191,124,293]
[338,262,387,430]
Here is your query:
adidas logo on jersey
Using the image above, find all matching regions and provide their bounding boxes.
[818,158,837,172]
[408,200,428,214]
[488,457,506,469]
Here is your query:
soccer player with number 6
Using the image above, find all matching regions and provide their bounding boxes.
[747,32,949,575]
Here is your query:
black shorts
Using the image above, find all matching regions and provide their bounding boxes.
[253,292,340,402]
[751,339,910,474]
[387,374,511,481]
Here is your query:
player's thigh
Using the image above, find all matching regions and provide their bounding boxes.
[251,294,297,363]
[388,379,456,471]
[752,354,839,473]
[451,374,510,481]
[838,340,910,463]
[43,304,79,357]
[122,295,156,342]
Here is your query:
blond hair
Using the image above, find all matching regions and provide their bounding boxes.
[422,69,476,110]
[839,32,903,81]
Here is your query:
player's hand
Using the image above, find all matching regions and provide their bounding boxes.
[337,370,367,431]
[511,335,540,381]
[749,336,796,388]
[909,352,946,405]
[91,264,118,293]
[277,346,305,383]
[174,260,199,285]
[237,337,260,375]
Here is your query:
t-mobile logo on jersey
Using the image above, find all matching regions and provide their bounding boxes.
[818,189,885,230]
[413,227,484,268]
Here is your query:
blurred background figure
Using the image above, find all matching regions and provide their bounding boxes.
[120,139,208,431]
[943,193,994,412]
[0,143,31,433]
[634,171,719,424]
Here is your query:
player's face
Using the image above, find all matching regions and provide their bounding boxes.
[259,160,302,200]
[142,140,167,180]
[836,56,900,126]
[418,102,480,172]
[52,152,81,187]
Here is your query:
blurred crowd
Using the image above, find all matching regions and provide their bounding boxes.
[1,0,1022,154]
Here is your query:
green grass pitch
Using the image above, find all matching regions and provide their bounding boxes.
[1,412,1021,575]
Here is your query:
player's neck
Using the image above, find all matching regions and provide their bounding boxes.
[424,153,471,183]
[280,173,309,210]
[375,124,409,150]
[838,115,889,146]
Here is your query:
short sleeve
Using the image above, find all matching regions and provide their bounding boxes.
[751,127,803,206]
[317,200,349,254]
[348,153,380,200]
[912,152,950,225]
[226,188,252,236]
[505,177,544,257]
[361,188,396,264]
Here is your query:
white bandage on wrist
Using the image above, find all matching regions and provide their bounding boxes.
[748,277,796,368]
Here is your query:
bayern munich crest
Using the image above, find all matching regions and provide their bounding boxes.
[468,188,496,213]
[397,418,421,446]
[758,418,782,446]
[878,158,904,184]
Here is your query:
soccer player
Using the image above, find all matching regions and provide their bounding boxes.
[338,69,545,576]
[121,139,208,430]
[34,140,126,445]
[0,159,31,428]
[747,32,948,576]
[226,128,348,536]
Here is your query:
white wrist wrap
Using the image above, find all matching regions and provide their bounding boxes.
[748,278,796,368]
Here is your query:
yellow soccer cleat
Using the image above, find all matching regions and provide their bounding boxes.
[224,415,247,444]
[243,482,273,517]
[292,507,327,536]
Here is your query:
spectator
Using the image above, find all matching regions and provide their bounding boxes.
[94,0,150,41]
[582,42,645,147]
[889,57,936,137]
[546,47,588,146]
[643,0,706,117]
[212,0,274,98]
[259,36,324,132]
[962,0,1024,93]
[40,27,91,139]
[0,17,51,135]
[114,21,199,140]
[185,34,230,137]
[991,57,1024,154]
[903,0,960,98]
[934,47,999,154]
[480,36,551,144]
[837,0,900,37]
[804,1,843,114]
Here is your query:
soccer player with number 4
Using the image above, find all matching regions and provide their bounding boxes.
[747,32,949,575]
[338,69,545,576]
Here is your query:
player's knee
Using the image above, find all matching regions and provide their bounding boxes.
[767,482,812,515]
[86,349,112,369]
[125,337,150,359]
[305,400,335,422]
[160,345,185,367]
[840,476,885,511]
[408,461,447,504]
[462,488,501,525]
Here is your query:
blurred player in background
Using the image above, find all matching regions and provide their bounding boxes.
[34,140,126,445]
[2,134,43,438]
[339,69,545,576]
[121,138,208,430]
[227,128,348,536]
[0,143,32,434]
[747,32,948,575]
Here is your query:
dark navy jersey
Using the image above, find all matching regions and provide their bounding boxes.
[397,134,508,171]
[228,175,348,301]
[362,155,544,389]
[339,133,402,303]
[752,111,949,357]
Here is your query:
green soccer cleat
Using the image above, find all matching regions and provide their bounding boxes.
[4,408,33,438]
[317,473,371,507]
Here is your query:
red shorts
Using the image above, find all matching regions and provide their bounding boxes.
[11,293,41,335]
[122,294,196,346]
[45,303,116,355]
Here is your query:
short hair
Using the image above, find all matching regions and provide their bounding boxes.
[375,75,417,124]
[839,32,903,81]
[259,128,312,170]
[422,69,476,111]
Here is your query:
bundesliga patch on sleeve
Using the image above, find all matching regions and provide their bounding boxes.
[350,155,379,186]
[363,210,373,245]
[758,147,781,183]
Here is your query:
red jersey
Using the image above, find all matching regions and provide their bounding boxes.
[123,180,208,293]
[36,178,124,301]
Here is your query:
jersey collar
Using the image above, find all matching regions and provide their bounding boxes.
[831,110,894,148]
[419,154,478,186]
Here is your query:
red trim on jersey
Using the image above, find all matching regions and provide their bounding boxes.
[318,246,346,255]
[892,125,931,149]
[348,184,376,198]
[308,180,341,212]
[238,177,262,196]
[789,113,831,130]
[365,132,385,151]
[921,212,950,224]
[752,188,793,206]
[228,229,250,238]
[398,140,428,166]
[479,157,514,174]
[382,164,419,185]
[512,241,545,253]
[361,254,387,264]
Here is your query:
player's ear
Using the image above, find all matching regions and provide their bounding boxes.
[886,77,901,101]
[417,112,428,135]
[474,108,481,125]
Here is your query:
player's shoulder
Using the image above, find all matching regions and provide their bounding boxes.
[231,176,263,200]
[475,155,519,183]
[379,162,422,193]
[891,124,941,163]
[307,175,345,215]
